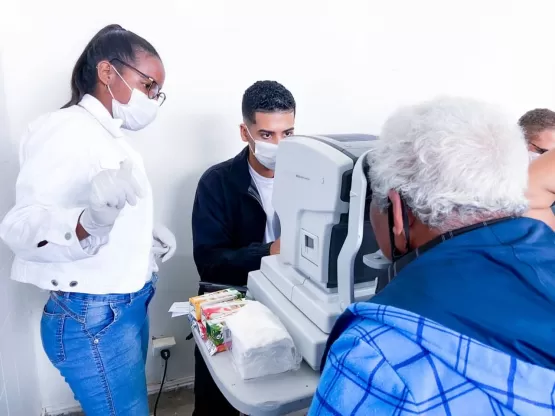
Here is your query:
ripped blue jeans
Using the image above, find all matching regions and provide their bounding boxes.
[41,276,156,416]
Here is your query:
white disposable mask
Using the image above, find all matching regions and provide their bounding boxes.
[108,66,160,131]
[245,127,278,170]
[529,151,541,162]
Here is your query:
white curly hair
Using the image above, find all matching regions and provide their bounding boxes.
[367,96,529,232]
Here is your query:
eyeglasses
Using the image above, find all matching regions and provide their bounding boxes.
[110,58,166,106]
[530,142,548,154]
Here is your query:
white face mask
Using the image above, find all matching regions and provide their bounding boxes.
[108,66,160,131]
[529,151,541,162]
[245,127,278,170]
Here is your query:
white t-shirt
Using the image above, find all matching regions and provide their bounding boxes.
[248,163,279,243]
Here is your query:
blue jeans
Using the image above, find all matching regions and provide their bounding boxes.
[41,277,156,416]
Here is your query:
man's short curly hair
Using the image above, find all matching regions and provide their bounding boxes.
[242,81,296,124]
[518,108,555,143]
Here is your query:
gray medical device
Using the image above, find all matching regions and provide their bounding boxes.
[247,134,387,371]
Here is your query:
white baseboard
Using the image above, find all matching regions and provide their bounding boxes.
[43,401,81,416]
[148,374,195,395]
[43,376,195,416]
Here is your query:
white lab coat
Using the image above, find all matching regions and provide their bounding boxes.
[0,94,156,294]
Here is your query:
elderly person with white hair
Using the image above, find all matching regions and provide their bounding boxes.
[309,97,555,416]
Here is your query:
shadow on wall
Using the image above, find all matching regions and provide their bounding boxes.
[169,112,244,291]
[144,113,240,385]
[144,171,205,385]
[0,51,42,415]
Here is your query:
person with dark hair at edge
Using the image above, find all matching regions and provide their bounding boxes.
[191,80,296,415]
[520,108,555,229]
[0,25,176,415]
[519,108,555,160]
[526,149,555,230]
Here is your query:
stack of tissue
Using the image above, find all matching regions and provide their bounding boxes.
[225,301,302,380]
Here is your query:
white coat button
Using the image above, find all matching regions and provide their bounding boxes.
[51,280,58,287]
[65,232,72,241]
[69,281,78,288]
[93,339,99,344]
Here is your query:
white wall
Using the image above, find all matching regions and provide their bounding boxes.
[2,0,555,413]
[0,50,41,416]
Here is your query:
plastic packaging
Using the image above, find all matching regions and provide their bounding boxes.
[201,300,250,352]
[189,288,243,321]
[225,301,302,380]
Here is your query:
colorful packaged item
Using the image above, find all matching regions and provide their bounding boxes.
[202,301,249,352]
[188,289,242,321]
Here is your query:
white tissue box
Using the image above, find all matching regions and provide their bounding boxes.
[226,301,302,380]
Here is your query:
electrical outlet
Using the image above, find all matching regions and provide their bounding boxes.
[151,336,176,356]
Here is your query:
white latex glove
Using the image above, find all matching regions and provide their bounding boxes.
[80,159,144,237]
[152,224,176,263]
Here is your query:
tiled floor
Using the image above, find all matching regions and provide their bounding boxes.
[148,387,195,415]
[66,387,307,415]
[66,387,194,416]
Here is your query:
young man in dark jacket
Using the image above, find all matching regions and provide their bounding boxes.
[191,80,296,415]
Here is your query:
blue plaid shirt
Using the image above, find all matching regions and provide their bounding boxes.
[309,303,555,415]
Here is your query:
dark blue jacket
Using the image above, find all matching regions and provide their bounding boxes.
[313,217,555,415]
[192,147,273,287]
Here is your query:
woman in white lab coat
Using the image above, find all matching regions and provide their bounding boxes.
[0,24,176,416]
